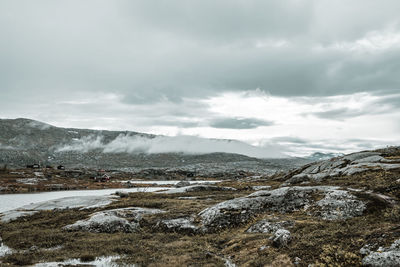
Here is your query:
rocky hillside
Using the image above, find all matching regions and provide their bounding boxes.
[0,118,310,175]
[1,146,400,266]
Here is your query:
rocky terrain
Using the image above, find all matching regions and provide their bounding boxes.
[0,118,310,177]
[1,146,400,266]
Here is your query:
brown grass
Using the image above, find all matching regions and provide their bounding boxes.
[1,170,400,266]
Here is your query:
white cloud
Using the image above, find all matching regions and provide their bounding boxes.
[56,134,286,158]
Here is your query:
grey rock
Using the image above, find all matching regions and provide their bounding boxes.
[360,244,376,256]
[271,229,291,248]
[175,181,191,188]
[156,217,200,234]
[0,236,13,257]
[286,150,400,183]
[64,207,164,233]
[362,239,400,266]
[198,186,364,231]
[342,152,381,162]
[315,190,366,220]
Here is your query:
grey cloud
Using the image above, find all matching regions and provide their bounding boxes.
[374,94,400,109]
[312,108,365,120]
[210,118,273,129]
[121,1,314,42]
[1,0,400,106]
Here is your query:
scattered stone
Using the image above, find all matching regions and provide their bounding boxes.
[246,219,294,234]
[271,229,291,248]
[64,207,164,233]
[362,239,400,266]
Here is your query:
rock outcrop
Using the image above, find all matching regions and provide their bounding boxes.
[64,207,164,233]
[285,151,400,184]
[198,186,366,231]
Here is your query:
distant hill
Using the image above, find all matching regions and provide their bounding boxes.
[0,118,310,174]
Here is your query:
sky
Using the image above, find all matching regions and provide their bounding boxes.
[1,0,399,157]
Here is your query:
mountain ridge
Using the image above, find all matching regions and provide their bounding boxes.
[0,118,310,174]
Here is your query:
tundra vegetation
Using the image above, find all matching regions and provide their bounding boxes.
[1,147,400,266]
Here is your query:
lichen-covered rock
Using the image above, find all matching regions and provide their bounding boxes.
[198,186,365,232]
[198,196,264,230]
[246,219,294,234]
[64,207,164,233]
[158,185,236,194]
[362,239,400,266]
[156,217,200,234]
[315,190,366,220]
[271,229,291,248]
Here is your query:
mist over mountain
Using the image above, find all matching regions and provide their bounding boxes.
[0,118,309,174]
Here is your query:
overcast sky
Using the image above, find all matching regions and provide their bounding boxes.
[1,0,399,156]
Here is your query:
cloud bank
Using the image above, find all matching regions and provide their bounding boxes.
[56,134,285,158]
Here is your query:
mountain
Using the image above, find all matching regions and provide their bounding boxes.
[0,118,310,175]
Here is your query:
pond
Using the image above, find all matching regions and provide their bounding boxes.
[0,187,168,213]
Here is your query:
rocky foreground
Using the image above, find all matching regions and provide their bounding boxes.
[1,147,400,266]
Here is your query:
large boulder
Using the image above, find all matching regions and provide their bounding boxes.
[64,207,164,233]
